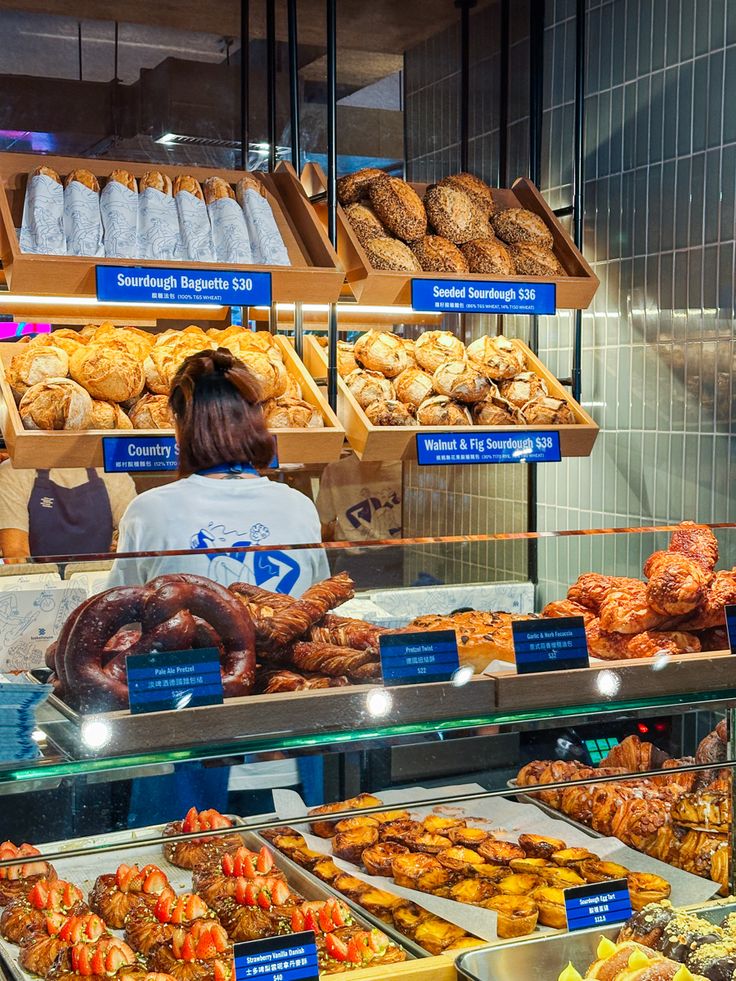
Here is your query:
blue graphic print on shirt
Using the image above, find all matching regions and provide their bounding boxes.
[346,491,401,537]
[190,521,301,594]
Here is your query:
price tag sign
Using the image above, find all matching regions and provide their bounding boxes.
[564,879,632,931]
[411,278,556,315]
[416,431,561,465]
[126,648,224,715]
[724,605,736,652]
[103,436,179,473]
[379,630,460,686]
[512,616,590,674]
[96,266,272,306]
[234,931,319,981]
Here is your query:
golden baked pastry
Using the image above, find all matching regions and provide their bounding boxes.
[394,367,435,409]
[263,396,323,429]
[447,826,490,848]
[626,872,671,910]
[492,207,553,247]
[364,399,416,426]
[483,896,538,938]
[466,334,526,379]
[449,878,498,905]
[337,168,385,204]
[393,902,430,937]
[670,520,719,571]
[46,329,86,357]
[8,342,69,395]
[416,395,472,426]
[19,378,93,430]
[344,368,395,408]
[140,171,173,195]
[522,395,576,424]
[597,579,668,634]
[402,338,417,365]
[239,350,289,400]
[354,330,408,377]
[334,816,379,834]
[498,371,548,408]
[129,394,174,429]
[432,360,491,403]
[65,169,99,192]
[362,842,409,877]
[308,793,382,838]
[414,330,465,372]
[344,202,387,245]
[69,345,145,403]
[542,599,595,623]
[89,400,133,430]
[529,886,566,928]
[409,832,453,855]
[436,847,483,874]
[422,815,465,835]
[99,327,155,363]
[425,184,490,244]
[379,819,423,844]
[508,242,564,276]
[473,393,522,426]
[539,867,585,889]
[496,872,542,896]
[357,888,405,923]
[440,173,495,216]
[461,238,516,275]
[413,918,468,955]
[411,235,469,272]
[518,834,566,859]
[369,176,427,241]
[391,853,450,892]
[312,858,341,882]
[336,341,358,378]
[644,550,710,616]
[32,165,61,183]
[363,235,422,272]
[235,174,263,203]
[333,827,379,864]
[108,169,137,192]
[478,839,525,865]
[474,864,515,883]
[332,874,371,899]
[509,857,551,874]
[670,791,730,833]
[550,847,595,866]
[173,175,204,200]
[579,860,630,883]
[203,176,235,203]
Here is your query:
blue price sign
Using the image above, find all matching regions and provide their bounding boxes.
[234,931,318,981]
[380,629,460,686]
[411,278,556,314]
[103,436,179,473]
[416,431,561,465]
[725,605,736,652]
[512,616,590,674]
[564,879,632,931]
[126,648,224,715]
[96,266,272,306]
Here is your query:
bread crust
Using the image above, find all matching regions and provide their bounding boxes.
[492,207,553,247]
[65,169,100,192]
[140,171,173,195]
[461,238,516,274]
[507,242,564,276]
[108,169,137,192]
[369,176,427,241]
[439,172,495,216]
[411,235,469,272]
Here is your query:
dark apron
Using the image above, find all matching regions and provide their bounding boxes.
[28,469,113,556]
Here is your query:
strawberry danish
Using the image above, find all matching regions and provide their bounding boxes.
[89,865,171,929]
[47,937,138,981]
[1,879,86,944]
[20,913,109,978]
[0,841,56,906]
[124,893,218,956]
[147,923,233,981]
[193,847,283,908]
[162,810,243,870]
[213,877,298,941]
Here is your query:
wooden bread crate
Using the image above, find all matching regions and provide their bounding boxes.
[304,335,598,461]
[301,163,599,308]
[0,334,345,468]
[0,154,344,308]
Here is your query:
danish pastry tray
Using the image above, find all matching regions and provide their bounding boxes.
[0,153,344,310]
[301,164,599,308]
[0,334,345,469]
[304,335,598,461]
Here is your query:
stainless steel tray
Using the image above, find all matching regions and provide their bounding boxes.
[455,900,736,980]
[507,778,602,838]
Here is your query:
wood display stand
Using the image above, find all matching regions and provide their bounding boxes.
[0,335,345,468]
[0,154,344,309]
[301,164,599,308]
[304,335,598,461]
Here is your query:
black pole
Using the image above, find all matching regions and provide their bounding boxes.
[77,22,83,80]
[287,0,301,172]
[326,0,338,409]
[498,0,509,187]
[455,0,475,172]
[571,0,586,404]
[266,0,277,171]
[240,0,250,170]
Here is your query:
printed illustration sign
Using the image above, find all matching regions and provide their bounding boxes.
[126,648,224,715]
[416,431,561,465]
[234,931,319,981]
[564,879,632,931]
[103,436,179,473]
[411,278,556,314]
[512,616,590,674]
[380,629,460,686]
[96,266,272,306]
[725,605,736,653]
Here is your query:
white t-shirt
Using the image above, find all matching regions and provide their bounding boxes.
[108,474,329,593]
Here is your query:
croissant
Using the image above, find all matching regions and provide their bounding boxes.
[624,630,701,658]
[598,580,671,634]
[668,521,719,571]
[567,573,618,613]
[289,642,379,680]
[600,735,669,773]
[589,784,637,836]
[610,797,670,850]
[678,570,736,630]
[584,619,632,659]
[644,551,710,616]
[541,599,596,624]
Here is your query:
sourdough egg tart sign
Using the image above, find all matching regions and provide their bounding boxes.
[96,265,272,305]
[411,278,556,314]
[563,879,633,931]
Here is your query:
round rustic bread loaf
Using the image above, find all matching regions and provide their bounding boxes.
[8,342,69,396]
[411,235,469,273]
[491,208,553,247]
[337,341,359,378]
[354,330,408,378]
[467,335,526,380]
[424,184,490,245]
[129,394,174,429]
[364,399,417,427]
[432,360,491,403]
[363,236,422,272]
[337,168,385,204]
[461,238,516,275]
[499,372,549,408]
[46,329,86,357]
[239,350,289,401]
[507,243,564,276]
[522,396,575,425]
[345,202,387,246]
[89,400,133,429]
[439,173,496,216]
[416,395,472,426]
[473,394,523,426]
[368,176,427,241]
[345,368,395,408]
[263,396,323,428]
[19,378,93,431]
[394,367,435,409]
[414,331,466,373]
[69,344,145,403]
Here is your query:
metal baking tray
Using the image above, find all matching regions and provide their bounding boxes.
[455,900,736,980]
[507,778,602,838]
[249,831,429,959]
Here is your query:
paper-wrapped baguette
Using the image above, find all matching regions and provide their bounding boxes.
[101,170,139,258]
[174,175,215,261]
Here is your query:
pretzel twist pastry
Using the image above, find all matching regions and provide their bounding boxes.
[308,614,386,650]
[289,642,378,680]
[51,575,256,711]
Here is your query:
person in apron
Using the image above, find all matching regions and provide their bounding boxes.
[28,469,113,555]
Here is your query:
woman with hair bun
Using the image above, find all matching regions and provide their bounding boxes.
[109,347,328,592]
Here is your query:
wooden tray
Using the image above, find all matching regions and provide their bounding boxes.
[0,154,344,308]
[0,334,345,468]
[304,335,599,461]
[301,164,598,308]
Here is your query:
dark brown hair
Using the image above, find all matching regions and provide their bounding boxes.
[169,347,275,476]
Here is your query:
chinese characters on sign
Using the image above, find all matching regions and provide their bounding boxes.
[416,432,561,465]
[96,266,272,306]
[512,616,590,674]
[564,879,633,931]
[411,278,556,315]
[126,648,224,715]
[379,630,460,686]
[234,932,319,981]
